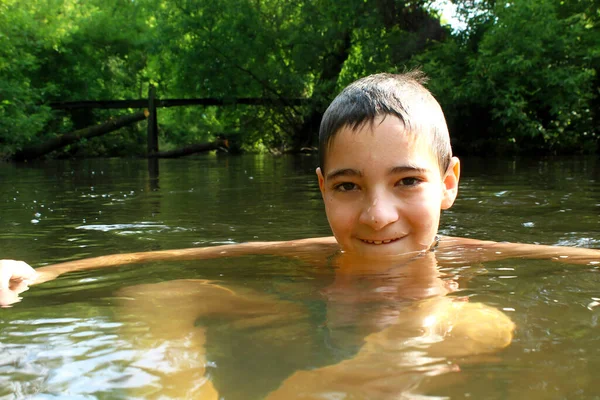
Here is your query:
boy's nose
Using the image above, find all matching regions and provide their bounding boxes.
[359,196,400,231]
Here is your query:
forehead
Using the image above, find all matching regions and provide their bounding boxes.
[323,116,438,174]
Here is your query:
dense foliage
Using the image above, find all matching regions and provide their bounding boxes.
[0,0,598,158]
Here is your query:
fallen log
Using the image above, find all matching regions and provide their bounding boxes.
[13,110,149,161]
[148,139,228,158]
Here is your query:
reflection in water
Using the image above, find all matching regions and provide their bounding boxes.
[266,253,514,400]
[147,158,159,191]
[105,252,514,399]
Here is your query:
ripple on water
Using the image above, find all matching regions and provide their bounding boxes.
[75,222,194,238]
[555,236,600,248]
[76,223,171,232]
[0,316,170,397]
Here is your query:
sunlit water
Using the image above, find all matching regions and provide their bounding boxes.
[0,155,599,399]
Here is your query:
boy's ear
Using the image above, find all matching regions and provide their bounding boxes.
[441,157,460,210]
[316,167,326,195]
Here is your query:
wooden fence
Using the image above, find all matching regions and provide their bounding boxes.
[49,86,308,156]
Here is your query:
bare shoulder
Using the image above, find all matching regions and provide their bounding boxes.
[437,235,600,266]
[437,235,497,250]
[436,235,497,261]
[276,236,339,248]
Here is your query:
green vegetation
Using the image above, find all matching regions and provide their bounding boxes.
[0,0,598,158]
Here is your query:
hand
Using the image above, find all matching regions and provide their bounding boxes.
[0,259,37,307]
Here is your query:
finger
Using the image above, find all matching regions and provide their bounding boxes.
[0,261,14,290]
[0,289,21,307]
[10,279,31,295]
[0,260,37,289]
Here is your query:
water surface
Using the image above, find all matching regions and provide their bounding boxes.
[0,155,599,399]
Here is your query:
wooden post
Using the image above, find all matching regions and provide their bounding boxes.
[147,86,159,155]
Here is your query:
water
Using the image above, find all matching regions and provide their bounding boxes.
[0,155,599,399]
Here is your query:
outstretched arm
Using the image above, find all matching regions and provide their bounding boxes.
[438,236,600,266]
[0,237,338,296]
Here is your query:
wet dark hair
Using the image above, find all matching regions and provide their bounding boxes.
[318,71,452,174]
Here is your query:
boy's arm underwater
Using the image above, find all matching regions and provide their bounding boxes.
[438,236,600,266]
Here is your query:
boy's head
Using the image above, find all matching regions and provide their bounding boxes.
[316,72,460,258]
[318,71,451,174]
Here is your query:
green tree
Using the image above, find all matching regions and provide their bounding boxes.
[0,0,151,157]
[3,0,597,158]
[419,0,599,154]
[0,0,55,155]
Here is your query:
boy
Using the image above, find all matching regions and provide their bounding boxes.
[1,72,599,398]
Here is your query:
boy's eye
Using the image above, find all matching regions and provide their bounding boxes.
[334,182,358,192]
[396,177,422,187]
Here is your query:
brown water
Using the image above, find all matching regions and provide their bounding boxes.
[0,155,599,399]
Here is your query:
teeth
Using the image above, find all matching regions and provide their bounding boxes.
[363,239,395,245]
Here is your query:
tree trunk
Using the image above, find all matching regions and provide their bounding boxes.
[13,110,149,161]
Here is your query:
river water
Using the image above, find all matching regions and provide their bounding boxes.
[0,155,599,399]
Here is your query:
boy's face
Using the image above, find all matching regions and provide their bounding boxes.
[317,115,460,258]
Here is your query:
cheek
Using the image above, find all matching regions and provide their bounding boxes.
[324,198,356,232]
[404,197,441,227]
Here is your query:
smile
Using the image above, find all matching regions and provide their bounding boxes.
[360,238,400,245]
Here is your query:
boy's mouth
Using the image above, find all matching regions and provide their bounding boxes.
[360,238,400,245]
